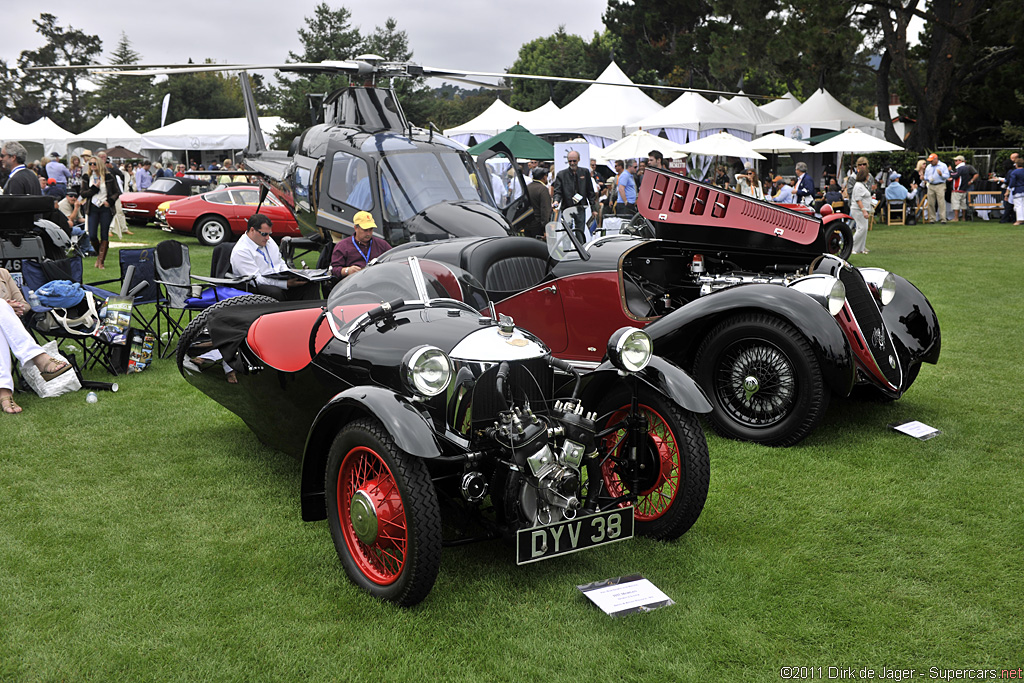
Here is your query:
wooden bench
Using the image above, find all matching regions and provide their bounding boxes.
[967,191,1003,221]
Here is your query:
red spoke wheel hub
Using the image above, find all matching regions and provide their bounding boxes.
[601,405,681,521]
[338,446,408,585]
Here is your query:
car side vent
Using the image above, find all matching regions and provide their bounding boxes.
[739,202,813,236]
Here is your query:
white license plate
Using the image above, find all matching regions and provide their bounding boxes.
[516,507,634,565]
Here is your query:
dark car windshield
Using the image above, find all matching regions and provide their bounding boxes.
[378,150,493,222]
[326,257,490,337]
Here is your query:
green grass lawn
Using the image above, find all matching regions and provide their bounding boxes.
[2,220,1022,681]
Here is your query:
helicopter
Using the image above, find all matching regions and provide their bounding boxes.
[39,57,766,254]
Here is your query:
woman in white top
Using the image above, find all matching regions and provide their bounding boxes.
[851,168,872,254]
[734,166,765,199]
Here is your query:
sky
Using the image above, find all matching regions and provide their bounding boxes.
[5,1,608,83]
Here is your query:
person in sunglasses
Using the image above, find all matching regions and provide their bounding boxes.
[78,155,121,269]
[1,142,41,196]
[230,214,317,300]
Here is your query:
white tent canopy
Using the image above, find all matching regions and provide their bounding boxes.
[810,127,903,154]
[8,116,74,157]
[749,132,813,154]
[141,116,284,151]
[531,62,663,145]
[718,94,778,127]
[66,114,142,155]
[630,91,755,134]
[595,130,688,162]
[759,91,801,119]
[516,99,560,133]
[756,88,882,136]
[443,98,525,144]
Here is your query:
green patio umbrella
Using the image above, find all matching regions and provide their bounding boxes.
[466,124,554,161]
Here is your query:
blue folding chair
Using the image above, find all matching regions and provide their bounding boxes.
[85,247,171,356]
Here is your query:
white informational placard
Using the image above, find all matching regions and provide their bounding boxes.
[553,142,591,176]
[891,420,942,440]
[578,574,674,618]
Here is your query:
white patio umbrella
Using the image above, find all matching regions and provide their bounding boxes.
[594,130,688,162]
[809,127,903,154]
[749,132,813,154]
[677,132,766,160]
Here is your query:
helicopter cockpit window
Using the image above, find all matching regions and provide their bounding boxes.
[327,151,373,211]
[441,153,492,205]
[378,150,490,222]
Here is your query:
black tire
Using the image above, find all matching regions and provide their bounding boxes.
[175,294,277,372]
[597,387,710,540]
[195,215,231,247]
[693,314,828,447]
[325,418,442,607]
[824,220,854,260]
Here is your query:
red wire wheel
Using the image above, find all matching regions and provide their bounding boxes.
[601,404,681,522]
[597,388,710,540]
[326,418,441,606]
[338,445,408,585]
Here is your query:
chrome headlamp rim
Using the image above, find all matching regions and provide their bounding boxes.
[402,345,452,397]
[607,327,653,373]
[788,274,847,317]
[859,267,897,306]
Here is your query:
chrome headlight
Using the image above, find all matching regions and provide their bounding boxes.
[859,268,896,306]
[402,346,452,397]
[607,327,652,373]
[789,274,846,316]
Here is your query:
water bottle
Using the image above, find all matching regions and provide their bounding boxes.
[85,391,98,404]
[27,289,41,309]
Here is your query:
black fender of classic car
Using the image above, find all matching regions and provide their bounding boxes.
[572,356,714,416]
[301,385,443,522]
[644,282,857,397]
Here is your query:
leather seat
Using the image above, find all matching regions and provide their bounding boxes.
[461,237,550,296]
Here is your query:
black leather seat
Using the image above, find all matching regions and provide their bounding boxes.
[461,237,550,296]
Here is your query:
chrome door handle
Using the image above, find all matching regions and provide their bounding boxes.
[538,286,557,294]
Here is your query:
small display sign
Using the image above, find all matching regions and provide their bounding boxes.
[578,574,674,618]
[890,420,941,440]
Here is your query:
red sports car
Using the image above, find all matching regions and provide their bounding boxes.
[119,176,211,225]
[162,185,302,246]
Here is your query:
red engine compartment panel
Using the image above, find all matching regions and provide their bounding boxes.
[639,169,820,246]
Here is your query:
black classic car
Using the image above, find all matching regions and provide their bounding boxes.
[380,170,940,447]
[176,257,712,606]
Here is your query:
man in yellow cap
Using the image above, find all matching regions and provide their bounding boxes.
[330,211,392,279]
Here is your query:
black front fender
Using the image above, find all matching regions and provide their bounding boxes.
[299,386,441,522]
[645,283,856,396]
[879,274,941,367]
[571,355,713,414]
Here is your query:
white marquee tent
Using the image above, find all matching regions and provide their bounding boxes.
[66,114,142,156]
[631,91,756,135]
[4,116,74,158]
[718,94,778,127]
[756,88,882,137]
[516,100,561,134]
[530,62,663,146]
[759,91,801,119]
[444,99,525,145]
[140,116,285,151]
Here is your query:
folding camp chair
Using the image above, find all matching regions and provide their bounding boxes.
[21,256,118,374]
[153,240,252,357]
[85,247,169,356]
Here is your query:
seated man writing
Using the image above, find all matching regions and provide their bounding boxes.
[331,211,392,280]
[230,214,318,301]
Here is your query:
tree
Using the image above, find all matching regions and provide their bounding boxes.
[274,2,362,143]
[15,13,102,129]
[83,33,153,129]
[506,27,599,110]
[144,67,244,129]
